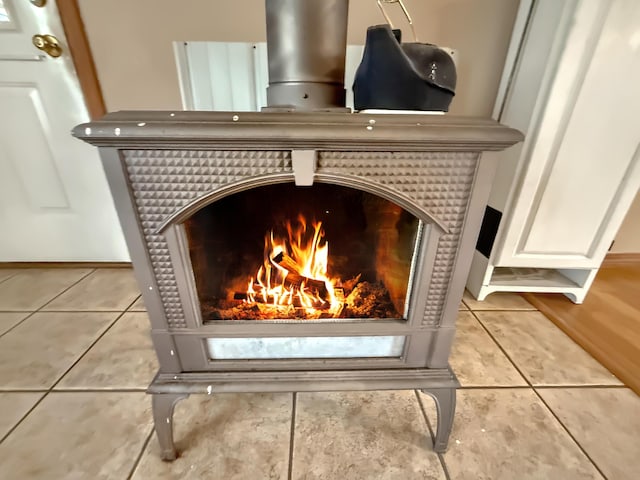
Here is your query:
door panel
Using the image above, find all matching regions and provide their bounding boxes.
[0,83,69,208]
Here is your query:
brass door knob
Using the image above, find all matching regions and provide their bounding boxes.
[32,34,62,58]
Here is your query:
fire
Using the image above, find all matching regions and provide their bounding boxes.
[245,215,342,316]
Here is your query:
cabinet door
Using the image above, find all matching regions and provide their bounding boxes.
[495,0,640,269]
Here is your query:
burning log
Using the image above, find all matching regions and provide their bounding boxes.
[272,251,303,274]
[272,251,328,295]
[234,290,330,309]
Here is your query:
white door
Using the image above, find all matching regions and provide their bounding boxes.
[0,0,127,261]
[494,0,640,269]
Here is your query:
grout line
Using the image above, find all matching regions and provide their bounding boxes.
[470,310,531,386]
[415,391,451,480]
[48,313,123,389]
[469,311,624,391]
[48,294,142,391]
[21,309,137,313]
[457,385,532,389]
[0,310,40,313]
[127,426,154,480]
[529,384,626,389]
[0,313,36,338]
[0,389,49,394]
[468,308,538,312]
[0,391,49,445]
[126,295,144,312]
[38,269,97,309]
[0,271,19,286]
[532,388,609,480]
[457,384,626,390]
[471,311,609,479]
[50,388,149,393]
[287,392,297,480]
[0,269,96,340]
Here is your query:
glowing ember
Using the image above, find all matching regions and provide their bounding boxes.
[245,215,343,316]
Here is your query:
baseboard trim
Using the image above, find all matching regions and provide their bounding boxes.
[0,262,132,269]
[602,253,640,267]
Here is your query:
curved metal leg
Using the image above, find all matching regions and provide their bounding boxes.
[421,387,456,453]
[152,393,189,461]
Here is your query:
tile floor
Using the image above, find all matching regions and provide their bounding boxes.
[0,268,638,479]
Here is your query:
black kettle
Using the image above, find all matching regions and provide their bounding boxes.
[353,24,457,112]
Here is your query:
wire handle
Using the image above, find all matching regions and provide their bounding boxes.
[377,0,418,42]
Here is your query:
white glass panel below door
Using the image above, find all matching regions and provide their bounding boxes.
[207,336,406,360]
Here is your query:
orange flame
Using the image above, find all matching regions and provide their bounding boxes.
[246,215,341,315]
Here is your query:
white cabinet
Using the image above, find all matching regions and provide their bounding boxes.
[467,0,640,303]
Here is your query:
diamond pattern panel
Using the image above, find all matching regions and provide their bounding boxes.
[317,151,478,326]
[124,150,292,328]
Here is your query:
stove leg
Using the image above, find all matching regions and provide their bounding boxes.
[421,387,456,453]
[152,393,189,461]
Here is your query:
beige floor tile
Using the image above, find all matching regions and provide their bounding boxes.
[129,295,146,311]
[451,312,526,386]
[421,389,603,480]
[477,311,621,386]
[0,312,116,389]
[538,387,640,480]
[292,391,445,480]
[0,269,20,283]
[57,312,157,389]
[0,392,43,439]
[0,268,91,311]
[0,392,151,480]
[44,268,140,311]
[0,312,29,336]
[132,393,291,480]
[463,289,535,310]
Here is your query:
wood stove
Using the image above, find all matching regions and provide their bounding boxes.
[74,111,521,460]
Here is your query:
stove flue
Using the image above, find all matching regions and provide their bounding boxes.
[265,0,349,109]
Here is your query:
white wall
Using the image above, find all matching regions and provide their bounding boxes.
[78,0,519,116]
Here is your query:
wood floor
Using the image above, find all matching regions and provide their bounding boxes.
[525,263,640,395]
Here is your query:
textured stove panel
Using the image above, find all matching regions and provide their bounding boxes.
[317,152,477,326]
[124,150,292,328]
[123,150,476,329]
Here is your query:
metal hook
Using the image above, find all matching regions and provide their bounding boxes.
[376,0,418,42]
